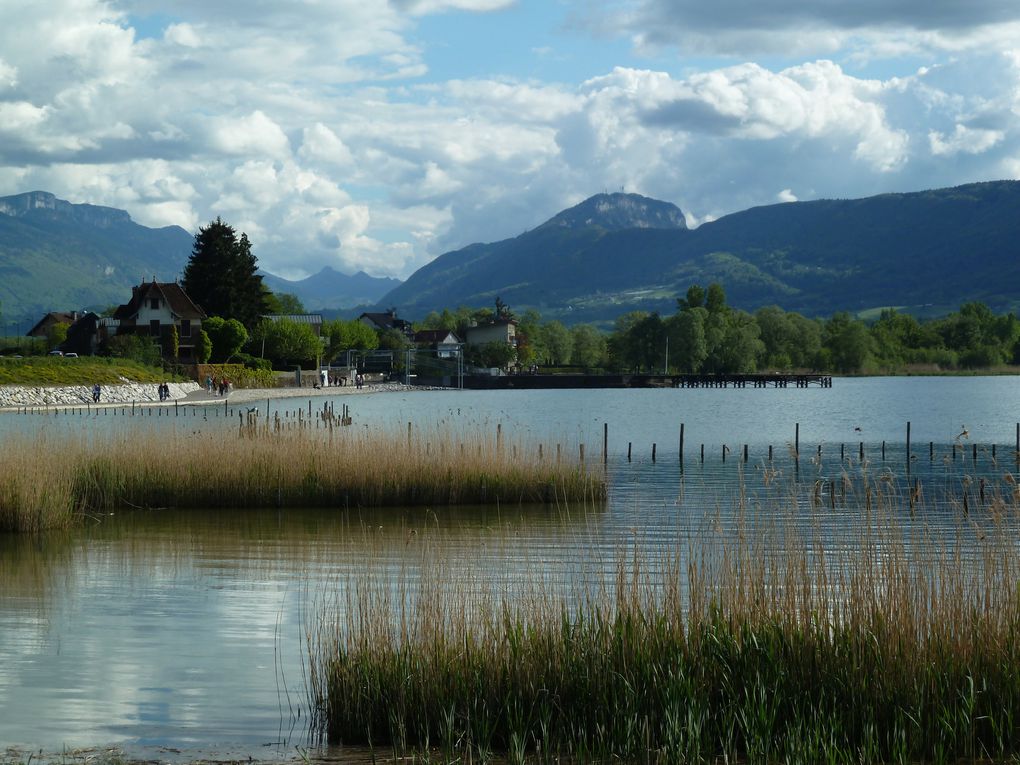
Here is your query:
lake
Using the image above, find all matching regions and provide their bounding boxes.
[1,376,1019,759]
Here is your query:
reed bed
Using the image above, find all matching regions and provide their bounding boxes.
[307,467,1020,764]
[0,424,604,532]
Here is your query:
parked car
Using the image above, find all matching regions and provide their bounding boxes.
[48,350,63,356]
[64,352,79,358]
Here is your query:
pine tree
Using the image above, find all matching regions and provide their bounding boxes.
[182,218,269,330]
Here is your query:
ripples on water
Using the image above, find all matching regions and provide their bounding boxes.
[3,381,1020,757]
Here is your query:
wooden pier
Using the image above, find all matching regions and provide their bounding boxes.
[459,373,832,390]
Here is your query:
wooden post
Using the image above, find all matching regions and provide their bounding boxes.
[603,423,608,463]
[679,423,685,464]
[652,443,656,462]
[973,443,978,462]
[627,442,632,462]
[882,441,886,460]
[840,443,844,461]
[722,445,726,462]
[580,444,585,463]
[795,422,800,459]
[743,444,748,462]
[859,442,864,460]
[906,421,911,461]
[700,444,704,463]
[768,444,773,461]
[930,441,934,461]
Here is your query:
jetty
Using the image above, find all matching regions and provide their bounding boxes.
[459,373,832,390]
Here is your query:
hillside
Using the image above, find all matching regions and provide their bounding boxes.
[260,266,401,311]
[379,182,1020,323]
[0,192,403,322]
[0,191,194,322]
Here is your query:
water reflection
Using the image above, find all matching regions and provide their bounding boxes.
[3,378,1020,757]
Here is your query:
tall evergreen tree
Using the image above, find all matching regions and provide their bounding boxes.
[182,218,269,330]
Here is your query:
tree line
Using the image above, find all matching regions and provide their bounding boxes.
[423,284,1020,375]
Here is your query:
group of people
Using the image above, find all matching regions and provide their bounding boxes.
[157,382,172,401]
[204,375,231,396]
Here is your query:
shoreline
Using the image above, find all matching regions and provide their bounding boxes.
[0,381,438,412]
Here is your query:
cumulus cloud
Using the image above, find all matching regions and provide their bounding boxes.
[583,0,1020,57]
[0,0,1018,286]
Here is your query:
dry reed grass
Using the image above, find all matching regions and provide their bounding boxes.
[307,466,1020,763]
[0,424,605,532]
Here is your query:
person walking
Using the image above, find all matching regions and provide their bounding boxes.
[92,383,101,403]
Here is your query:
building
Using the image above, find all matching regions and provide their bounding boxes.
[109,280,207,361]
[359,309,414,337]
[412,329,462,358]
[26,311,82,340]
[464,317,517,348]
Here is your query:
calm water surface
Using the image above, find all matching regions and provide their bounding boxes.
[2,377,1020,757]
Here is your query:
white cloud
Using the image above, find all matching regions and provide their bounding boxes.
[209,111,291,159]
[777,189,797,202]
[0,0,1018,288]
[929,124,1005,156]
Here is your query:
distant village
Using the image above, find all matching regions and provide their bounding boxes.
[21,278,519,385]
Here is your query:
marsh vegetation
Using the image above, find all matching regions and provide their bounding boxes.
[307,465,1020,763]
[0,424,604,532]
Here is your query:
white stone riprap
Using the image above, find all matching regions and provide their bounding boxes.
[0,381,201,409]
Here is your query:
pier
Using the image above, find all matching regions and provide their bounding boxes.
[459,372,832,390]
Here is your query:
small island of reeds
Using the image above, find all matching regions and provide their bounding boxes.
[0,423,605,532]
[307,467,1020,764]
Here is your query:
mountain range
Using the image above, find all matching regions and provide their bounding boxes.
[3,183,1020,327]
[0,191,399,323]
[377,182,1020,323]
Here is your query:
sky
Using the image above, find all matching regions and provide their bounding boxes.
[0,0,1018,281]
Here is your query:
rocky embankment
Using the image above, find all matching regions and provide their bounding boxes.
[0,381,201,409]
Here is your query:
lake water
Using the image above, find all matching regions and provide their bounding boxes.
[2,377,1019,758]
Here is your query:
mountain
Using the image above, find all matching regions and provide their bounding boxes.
[0,191,194,322]
[378,183,1020,324]
[260,266,401,311]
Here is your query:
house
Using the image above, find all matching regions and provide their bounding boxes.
[260,313,324,337]
[62,312,102,356]
[464,317,517,348]
[413,329,462,358]
[27,311,81,340]
[110,279,207,361]
[359,309,414,337]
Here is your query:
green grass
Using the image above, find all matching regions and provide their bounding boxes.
[0,356,182,385]
[307,467,1020,763]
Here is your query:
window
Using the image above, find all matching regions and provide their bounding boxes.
[181,319,192,338]
[150,320,160,336]
[150,298,159,310]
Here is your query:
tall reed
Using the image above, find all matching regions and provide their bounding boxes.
[0,425,604,532]
[307,467,1020,763]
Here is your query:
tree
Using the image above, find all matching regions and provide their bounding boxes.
[321,318,379,363]
[167,324,180,359]
[570,324,607,368]
[667,309,708,372]
[273,292,306,314]
[182,218,269,330]
[195,329,212,363]
[252,318,321,367]
[107,334,162,366]
[824,312,872,372]
[47,322,69,350]
[541,321,573,365]
[203,317,249,362]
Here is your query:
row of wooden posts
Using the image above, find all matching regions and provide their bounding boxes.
[14,403,1020,469]
[601,421,1020,469]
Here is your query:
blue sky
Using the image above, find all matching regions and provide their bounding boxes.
[0,0,1018,281]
